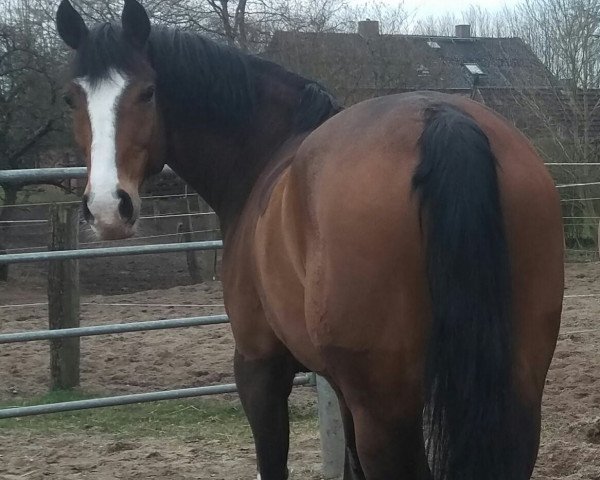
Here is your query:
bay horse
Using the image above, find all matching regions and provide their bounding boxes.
[56,1,565,478]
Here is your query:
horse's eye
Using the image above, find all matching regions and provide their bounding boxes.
[139,85,155,103]
[63,93,75,109]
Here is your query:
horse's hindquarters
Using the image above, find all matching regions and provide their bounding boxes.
[294,92,564,479]
[243,92,564,479]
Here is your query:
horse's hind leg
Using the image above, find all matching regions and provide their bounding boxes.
[353,407,431,480]
[337,396,366,480]
[234,349,297,480]
[512,398,542,478]
[344,384,431,480]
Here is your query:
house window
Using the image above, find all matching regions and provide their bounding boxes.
[417,64,430,76]
[464,63,484,75]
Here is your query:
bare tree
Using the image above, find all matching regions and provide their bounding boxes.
[344,1,409,35]
[517,0,600,247]
[0,1,66,205]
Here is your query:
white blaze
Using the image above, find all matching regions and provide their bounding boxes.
[77,70,128,227]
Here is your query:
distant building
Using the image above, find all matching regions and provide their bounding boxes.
[265,21,600,149]
[265,22,555,105]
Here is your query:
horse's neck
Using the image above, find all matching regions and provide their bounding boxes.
[162,89,300,230]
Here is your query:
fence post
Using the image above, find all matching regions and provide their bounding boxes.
[0,246,7,281]
[153,199,160,230]
[317,375,345,479]
[48,204,80,390]
[177,221,202,283]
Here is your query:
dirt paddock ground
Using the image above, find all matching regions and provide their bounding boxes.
[0,262,599,479]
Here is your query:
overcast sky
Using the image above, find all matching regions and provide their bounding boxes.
[396,0,521,18]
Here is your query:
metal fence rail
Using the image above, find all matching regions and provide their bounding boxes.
[0,167,233,415]
[0,314,229,344]
[0,240,223,264]
[0,166,175,183]
[0,167,88,183]
[0,375,313,419]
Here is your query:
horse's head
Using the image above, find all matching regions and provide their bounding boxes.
[56,0,164,239]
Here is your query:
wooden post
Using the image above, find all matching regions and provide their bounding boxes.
[0,246,7,281]
[317,375,345,479]
[177,221,202,283]
[597,220,599,259]
[153,199,160,230]
[48,204,80,390]
[185,186,203,282]
[196,196,220,280]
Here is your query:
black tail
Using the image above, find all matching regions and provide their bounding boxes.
[413,104,514,480]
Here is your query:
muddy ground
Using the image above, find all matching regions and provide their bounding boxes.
[0,263,599,479]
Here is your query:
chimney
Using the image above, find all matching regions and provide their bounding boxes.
[358,19,380,39]
[455,24,471,38]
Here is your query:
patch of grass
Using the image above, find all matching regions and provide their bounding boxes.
[0,390,318,442]
[566,248,599,263]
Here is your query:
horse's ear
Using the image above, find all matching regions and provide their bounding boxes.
[56,0,88,50]
[121,0,150,49]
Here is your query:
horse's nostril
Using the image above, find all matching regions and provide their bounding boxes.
[117,189,135,223]
[82,194,94,223]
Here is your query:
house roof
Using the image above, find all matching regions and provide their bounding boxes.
[264,30,555,103]
[265,29,600,143]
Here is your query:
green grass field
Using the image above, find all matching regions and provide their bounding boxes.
[0,390,318,442]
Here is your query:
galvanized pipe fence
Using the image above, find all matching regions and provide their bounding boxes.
[0,376,314,420]
[0,166,345,478]
[0,240,223,264]
[0,314,230,344]
[0,165,172,183]
[3,161,600,474]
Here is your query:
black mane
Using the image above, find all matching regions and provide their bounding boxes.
[72,23,340,129]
